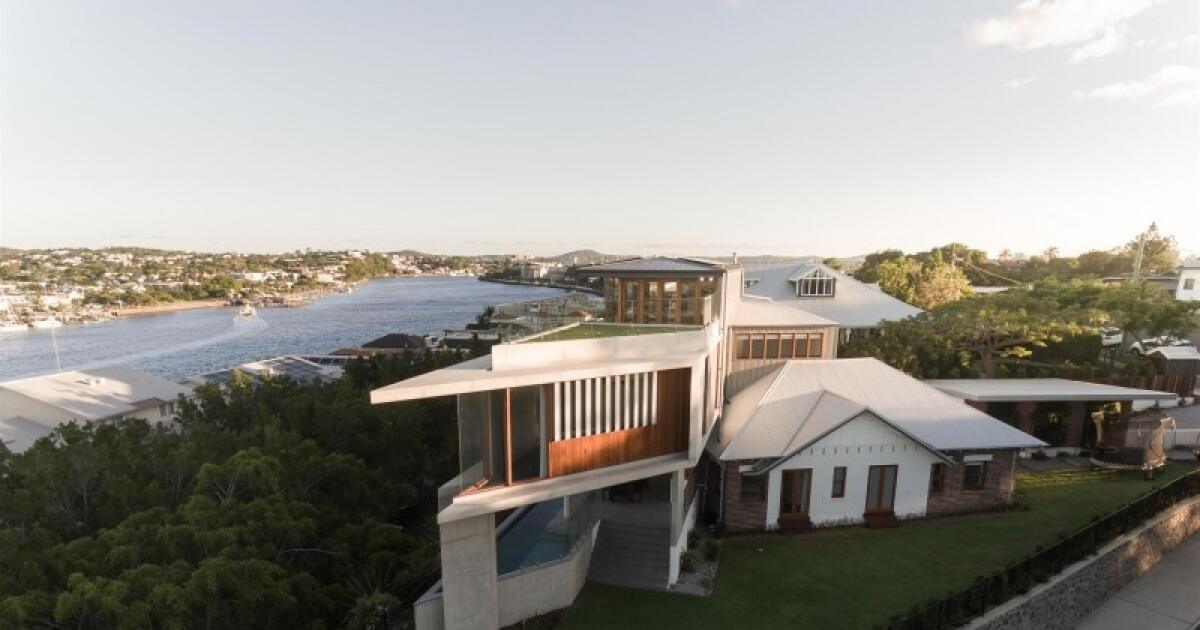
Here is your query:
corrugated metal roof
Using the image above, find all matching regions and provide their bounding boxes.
[0,415,55,453]
[731,297,837,327]
[578,256,725,274]
[715,358,1043,460]
[927,378,1179,402]
[1148,346,1200,360]
[743,262,922,328]
[0,366,193,421]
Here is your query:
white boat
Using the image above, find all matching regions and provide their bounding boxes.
[0,321,27,333]
[31,318,63,329]
[239,305,257,318]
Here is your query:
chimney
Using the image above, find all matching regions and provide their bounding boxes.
[732,252,739,266]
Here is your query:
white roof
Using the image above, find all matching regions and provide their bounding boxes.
[743,263,922,328]
[714,358,1043,460]
[370,350,705,404]
[1181,257,1200,269]
[1148,346,1200,360]
[0,366,193,421]
[927,378,1177,402]
[0,415,55,453]
[731,296,837,328]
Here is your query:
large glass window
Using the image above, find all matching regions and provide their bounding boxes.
[510,385,547,482]
[736,335,751,359]
[645,281,660,323]
[750,335,765,359]
[457,387,547,493]
[796,269,836,296]
[808,333,824,358]
[765,334,780,359]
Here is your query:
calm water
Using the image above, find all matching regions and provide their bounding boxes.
[0,277,564,382]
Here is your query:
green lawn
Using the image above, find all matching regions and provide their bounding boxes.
[529,323,698,342]
[559,463,1197,630]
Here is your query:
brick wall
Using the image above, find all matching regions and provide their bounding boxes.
[926,449,1018,516]
[721,462,767,532]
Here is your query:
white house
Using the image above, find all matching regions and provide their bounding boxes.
[0,366,193,452]
[1177,258,1200,301]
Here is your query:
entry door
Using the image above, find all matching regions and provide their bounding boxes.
[865,465,898,514]
[780,469,813,515]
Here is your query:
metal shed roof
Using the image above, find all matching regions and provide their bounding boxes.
[743,262,922,328]
[926,378,1177,402]
[578,256,725,275]
[731,297,837,328]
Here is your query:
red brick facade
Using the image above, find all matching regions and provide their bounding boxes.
[721,461,767,533]
[925,449,1018,516]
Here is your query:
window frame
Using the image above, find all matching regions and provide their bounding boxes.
[929,462,945,494]
[831,466,846,498]
[963,462,986,491]
[740,474,765,500]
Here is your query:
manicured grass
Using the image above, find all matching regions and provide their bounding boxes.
[559,463,1197,630]
[528,323,697,342]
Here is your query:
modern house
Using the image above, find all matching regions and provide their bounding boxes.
[369,257,1041,630]
[0,366,193,452]
[741,262,922,341]
[1177,258,1200,301]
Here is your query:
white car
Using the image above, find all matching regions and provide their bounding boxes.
[1128,336,1195,356]
[1099,327,1123,347]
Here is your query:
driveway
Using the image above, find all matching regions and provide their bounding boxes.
[1075,534,1200,630]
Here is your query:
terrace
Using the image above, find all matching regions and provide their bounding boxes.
[521,322,700,343]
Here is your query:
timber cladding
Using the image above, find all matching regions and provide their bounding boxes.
[548,368,690,477]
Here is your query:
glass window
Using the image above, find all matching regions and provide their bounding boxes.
[963,463,986,490]
[645,281,660,323]
[778,334,793,358]
[765,335,780,359]
[831,466,846,498]
[929,463,944,493]
[509,385,547,483]
[736,335,751,359]
[457,391,507,491]
[1185,279,1196,290]
[793,334,809,358]
[808,334,823,358]
[740,474,764,499]
[750,336,765,359]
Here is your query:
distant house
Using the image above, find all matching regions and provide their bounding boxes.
[0,367,193,452]
[187,356,344,388]
[518,261,560,281]
[742,262,922,340]
[363,333,432,351]
[1176,258,1200,301]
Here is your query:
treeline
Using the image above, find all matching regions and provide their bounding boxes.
[0,351,470,630]
[843,278,1199,379]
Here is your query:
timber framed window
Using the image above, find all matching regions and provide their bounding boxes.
[733,332,826,360]
[929,463,945,493]
[963,462,986,490]
[795,268,836,297]
[831,466,846,498]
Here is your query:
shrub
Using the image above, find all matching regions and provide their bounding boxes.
[680,550,697,573]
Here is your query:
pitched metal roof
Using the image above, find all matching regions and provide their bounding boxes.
[1148,346,1200,361]
[578,256,725,275]
[714,358,1043,460]
[0,366,192,421]
[743,262,922,328]
[731,296,837,328]
[928,378,1179,401]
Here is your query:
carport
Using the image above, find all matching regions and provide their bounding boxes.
[926,379,1177,449]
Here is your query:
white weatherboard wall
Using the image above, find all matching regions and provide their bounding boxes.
[764,412,942,528]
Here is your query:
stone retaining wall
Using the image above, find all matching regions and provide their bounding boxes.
[964,495,1200,630]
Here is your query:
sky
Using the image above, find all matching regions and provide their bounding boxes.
[1,0,1197,258]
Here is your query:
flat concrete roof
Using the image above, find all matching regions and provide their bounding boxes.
[926,378,1177,403]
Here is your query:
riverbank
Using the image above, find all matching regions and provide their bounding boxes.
[113,299,230,318]
[479,277,600,295]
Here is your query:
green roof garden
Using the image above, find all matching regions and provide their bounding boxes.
[521,322,699,343]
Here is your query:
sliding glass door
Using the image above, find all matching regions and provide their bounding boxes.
[780,469,813,516]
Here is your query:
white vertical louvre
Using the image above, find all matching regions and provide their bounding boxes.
[553,381,562,441]
[650,371,658,425]
[607,376,615,433]
[572,380,581,439]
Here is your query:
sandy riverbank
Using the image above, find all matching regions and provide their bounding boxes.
[113,299,229,318]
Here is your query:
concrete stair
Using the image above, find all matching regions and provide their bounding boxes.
[587,520,671,590]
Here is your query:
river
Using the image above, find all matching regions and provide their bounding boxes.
[0,277,565,382]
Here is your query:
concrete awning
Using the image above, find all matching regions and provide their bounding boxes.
[926,378,1177,403]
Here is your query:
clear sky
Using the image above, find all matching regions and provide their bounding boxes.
[1,0,1197,257]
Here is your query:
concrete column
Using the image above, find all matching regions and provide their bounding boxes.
[669,469,686,542]
[439,514,498,630]
[1015,401,1038,436]
[1065,401,1087,447]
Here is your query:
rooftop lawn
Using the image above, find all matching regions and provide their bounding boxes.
[559,463,1197,630]
[527,323,698,342]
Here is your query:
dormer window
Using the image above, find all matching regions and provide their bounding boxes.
[795,268,836,297]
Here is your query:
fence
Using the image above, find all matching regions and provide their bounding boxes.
[881,470,1200,630]
[1089,374,1196,399]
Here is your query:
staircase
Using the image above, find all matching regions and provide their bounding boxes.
[587,520,671,590]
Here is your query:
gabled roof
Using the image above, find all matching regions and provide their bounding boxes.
[0,366,192,421]
[0,415,56,453]
[743,263,922,328]
[713,358,1043,461]
[732,296,837,328]
[578,256,725,275]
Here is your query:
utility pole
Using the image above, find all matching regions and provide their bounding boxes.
[1131,233,1146,282]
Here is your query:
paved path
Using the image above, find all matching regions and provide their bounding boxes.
[1076,534,1200,630]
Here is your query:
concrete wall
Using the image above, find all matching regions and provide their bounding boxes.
[493,328,710,370]
[965,495,1200,630]
[438,514,498,630]
[668,493,699,585]
[1176,268,1200,300]
[764,413,942,527]
[415,519,600,630]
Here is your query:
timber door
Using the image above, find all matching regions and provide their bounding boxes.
[865,465,898,514]
[780,469,813,515]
